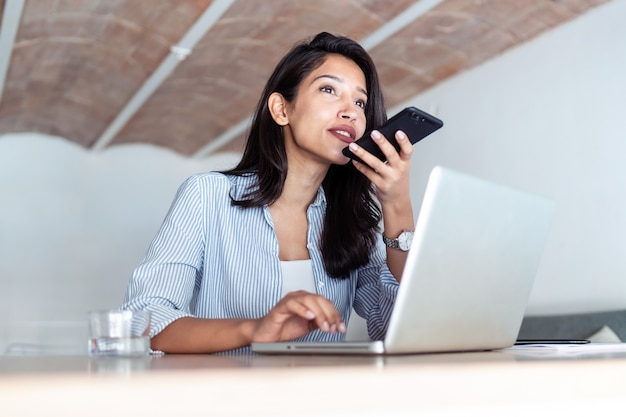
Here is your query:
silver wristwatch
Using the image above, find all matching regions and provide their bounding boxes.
[382,230,414,251]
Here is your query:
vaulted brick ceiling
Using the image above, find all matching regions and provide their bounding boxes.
[0,0,609,157]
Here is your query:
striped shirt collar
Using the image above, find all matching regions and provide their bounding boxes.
[226,172,327,208]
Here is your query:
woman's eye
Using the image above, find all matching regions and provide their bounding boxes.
[355,99,366,109]
[320,86,335,94]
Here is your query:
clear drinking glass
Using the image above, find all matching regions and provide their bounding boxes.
[88,310,151,356]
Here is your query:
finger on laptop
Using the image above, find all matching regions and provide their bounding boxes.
[283,291,346,334]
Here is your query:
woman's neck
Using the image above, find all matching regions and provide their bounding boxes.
[276,158,328,210]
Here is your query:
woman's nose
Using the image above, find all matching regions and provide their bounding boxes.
[339,104,357,121]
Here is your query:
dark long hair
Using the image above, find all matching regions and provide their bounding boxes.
[221,32,387,278]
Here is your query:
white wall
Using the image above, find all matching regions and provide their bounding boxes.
[1,0,624,352]
[397,0,626,315]
[0,133,241,353]
[0,133,241,318]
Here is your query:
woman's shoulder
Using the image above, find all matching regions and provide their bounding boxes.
[182,171,257,199]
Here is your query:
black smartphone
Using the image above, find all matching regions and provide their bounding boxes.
[342,106,443,164]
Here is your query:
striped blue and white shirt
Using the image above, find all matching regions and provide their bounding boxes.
[122,172,399,349]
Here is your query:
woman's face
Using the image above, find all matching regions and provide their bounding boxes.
[282,54,368,166]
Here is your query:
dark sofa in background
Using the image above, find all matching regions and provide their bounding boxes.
[519,310,626,341]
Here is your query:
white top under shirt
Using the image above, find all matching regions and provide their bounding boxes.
[280,259,317,297]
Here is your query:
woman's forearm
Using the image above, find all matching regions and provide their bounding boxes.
[150,317,258,353]
[381,198,414,282]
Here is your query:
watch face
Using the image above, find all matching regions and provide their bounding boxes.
[398,231,413,251]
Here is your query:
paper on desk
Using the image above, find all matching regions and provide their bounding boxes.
[507,343,626,356]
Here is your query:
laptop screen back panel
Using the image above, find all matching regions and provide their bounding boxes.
[384,167,554,354]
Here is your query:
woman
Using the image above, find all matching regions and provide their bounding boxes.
[122,32,416,353]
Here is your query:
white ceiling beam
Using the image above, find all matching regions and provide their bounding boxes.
[359,0,445,50]
[193,0,445,158]
[0,0,26,104]
[192,115,254,157]
[91,0,235,151]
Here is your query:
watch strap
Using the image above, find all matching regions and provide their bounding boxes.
[382,233,400,249]
[382,230,414,251]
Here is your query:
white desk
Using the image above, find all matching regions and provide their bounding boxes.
[2,348,626,416]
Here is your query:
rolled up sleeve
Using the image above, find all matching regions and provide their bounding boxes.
[121,176,205,337]
[352,241,399,340]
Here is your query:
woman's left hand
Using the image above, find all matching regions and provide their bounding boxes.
[348,129,415,282]
[347,129,413,206]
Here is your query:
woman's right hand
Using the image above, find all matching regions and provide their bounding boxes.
[150,291,347,354]
[251,291,346,343]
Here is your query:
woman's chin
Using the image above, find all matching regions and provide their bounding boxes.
[333,152,352,166]
[323,146,354,166]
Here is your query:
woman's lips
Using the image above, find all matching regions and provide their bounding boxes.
[329,125,356,144]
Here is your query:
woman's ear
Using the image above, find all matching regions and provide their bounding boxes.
[268,92,289,126]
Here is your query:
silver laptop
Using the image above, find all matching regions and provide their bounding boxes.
[252,166,555,355]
